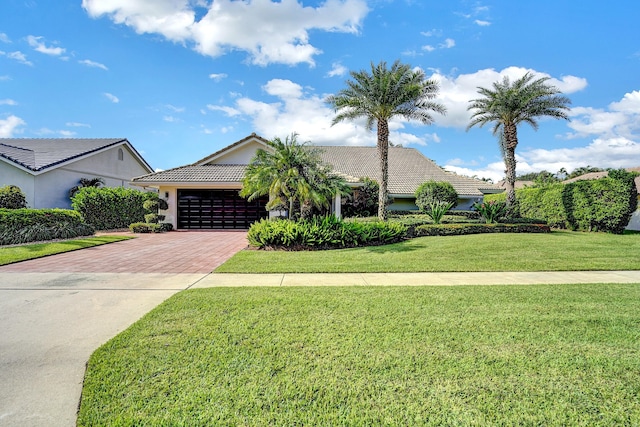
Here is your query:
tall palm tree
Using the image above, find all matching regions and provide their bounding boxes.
[467,72,571,209]
[326,60,446,220]
[240,134,349,219]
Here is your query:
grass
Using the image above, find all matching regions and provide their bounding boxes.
[0,235,133,265]
[78,284,640,426]
[217,230,640,273]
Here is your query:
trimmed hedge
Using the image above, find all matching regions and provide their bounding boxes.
[72,187,155,230]
[415,180,459,211]
[485,171,637,233]
[248,215,407,250]
[415,223,551,237]
[0,208,94,245]
[129,222,173,233]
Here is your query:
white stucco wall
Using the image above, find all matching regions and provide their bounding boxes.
[2,144,152,209]
[208,140,265,165]
[0,162,36,207]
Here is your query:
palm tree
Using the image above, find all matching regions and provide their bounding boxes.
[240,134,349,220]
[326,60,446,220]
[467,72,571,209]
[69,177,105,198]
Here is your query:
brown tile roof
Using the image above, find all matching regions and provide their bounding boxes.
[133,164,247,183]
[317,146,501,196]
[132,140,502,197]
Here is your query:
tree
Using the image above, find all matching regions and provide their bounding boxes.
[69,177,105,198]
[467,72,571,210]
[327,60,446,220]
[568,165,604,179]
[240,134,350,220]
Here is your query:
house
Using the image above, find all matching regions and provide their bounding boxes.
[0,138,153,209]
[131,134,502,230]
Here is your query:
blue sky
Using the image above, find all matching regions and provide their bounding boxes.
[1,0,639,181]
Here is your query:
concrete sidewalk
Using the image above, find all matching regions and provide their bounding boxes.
[192,270,640,288]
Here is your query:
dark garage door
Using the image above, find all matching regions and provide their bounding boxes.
[177,189,268,229]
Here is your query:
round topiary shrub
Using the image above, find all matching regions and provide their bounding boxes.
[415,181,458,212]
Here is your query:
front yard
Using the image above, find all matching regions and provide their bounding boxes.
[78,284,640,425]
[217,230,640,273]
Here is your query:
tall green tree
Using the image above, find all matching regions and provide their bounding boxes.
[326,60,446,220]
[467,72,571,209]
[240,134,349,220]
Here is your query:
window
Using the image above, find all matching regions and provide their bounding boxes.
[117,148,124,161]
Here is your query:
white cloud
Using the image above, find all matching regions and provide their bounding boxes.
[0,33,10,43]
[59,130,76,137]
[1,51,33,66]
[82,0,369,66]
[66,122,91,127]
[207,104,241,117]
[0,115,26,137]
[440,38,455,49]
[104,92,119,103]
[421,29,441,37]
[165,104,185,113]
[79,59,108,70]
[327,62,347,77]
[0,99,17,106]
[209,73,227,81]
[0,75,10,81]
[422,45,435,52]
[474,19,491,26]
[163,115,180,123]
[26,35,66,56]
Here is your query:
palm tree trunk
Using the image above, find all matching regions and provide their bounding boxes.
[377,119,389,221]
[503,123,519,209]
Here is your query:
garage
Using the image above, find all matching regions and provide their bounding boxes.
[177,189,268,230]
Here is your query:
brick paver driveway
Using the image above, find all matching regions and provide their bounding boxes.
[0,230,248,274]
[0,231,248,427]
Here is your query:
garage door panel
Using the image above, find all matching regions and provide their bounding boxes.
[177,189,267,230]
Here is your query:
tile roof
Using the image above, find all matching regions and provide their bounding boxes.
[317,146,500,196]
[133,164,248,183]
[0,138,151,172]
[132,141,502,197]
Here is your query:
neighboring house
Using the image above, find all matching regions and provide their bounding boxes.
[131,134,502,230]
[0,138,153,209]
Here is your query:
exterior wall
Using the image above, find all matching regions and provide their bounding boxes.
[207,140,265,165]
[29,145,151,209]
[0,162,36,207]
[628,205,640,231]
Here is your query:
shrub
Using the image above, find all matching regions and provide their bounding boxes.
[414,223,550,237]
[247,215,406,250]
[424,201,454,224]
[0,208,94,245]
[0,185,28,209]
[72,187,154,230]
[342,178,379,218]
[473,200,507,224]
[415,181,458,211]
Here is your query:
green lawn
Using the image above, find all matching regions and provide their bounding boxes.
[0,235,133,265]
[78,284,640,426]
[217,230,640,273]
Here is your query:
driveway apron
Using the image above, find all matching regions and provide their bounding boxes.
[0,231,248,427]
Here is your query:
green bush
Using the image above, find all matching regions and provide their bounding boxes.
[472,200,507,224]
[129,222,173,233]
[424,201,454,224]
[72,187,154,230]
[0,208,94,245]
[247,215,407,250]
[415,223,551,237]
[415,181,458,211]
[0,185,28,209]
[485,171,637,233]
[342,178,379,218]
